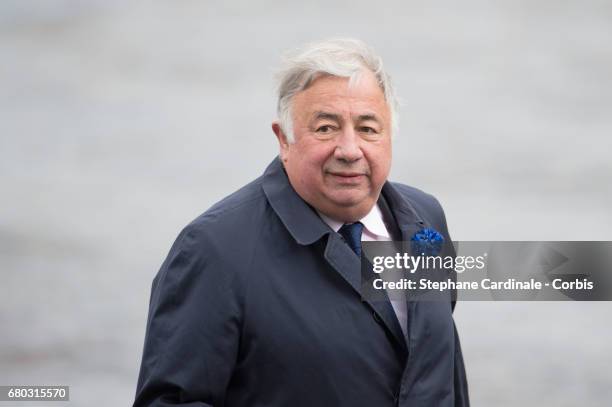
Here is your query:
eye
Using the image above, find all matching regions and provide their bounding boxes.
[359,126,378,134]
[316,125,335,133]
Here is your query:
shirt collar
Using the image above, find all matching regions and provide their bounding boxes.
[317,203,391,239]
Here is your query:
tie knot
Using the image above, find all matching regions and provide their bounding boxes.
[338,222,364,257]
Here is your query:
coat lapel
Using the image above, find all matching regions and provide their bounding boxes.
[380,182,428,242]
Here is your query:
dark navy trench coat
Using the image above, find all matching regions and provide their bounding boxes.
[134,157,469,407]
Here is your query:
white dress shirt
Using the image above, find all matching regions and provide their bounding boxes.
[317,204,408,337]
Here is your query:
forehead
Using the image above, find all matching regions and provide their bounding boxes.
[292,71,390,118]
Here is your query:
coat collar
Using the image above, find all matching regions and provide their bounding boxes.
[261,157,332,245]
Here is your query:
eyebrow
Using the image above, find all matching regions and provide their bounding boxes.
[312,111,382,124]
[356,114,381,123]
[312,111,342,123]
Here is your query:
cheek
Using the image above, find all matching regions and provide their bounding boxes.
[366,143,392,177]
[287,146,328,186]
[294,143,333,171]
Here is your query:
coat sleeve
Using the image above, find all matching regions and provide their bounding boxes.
[133,223,243,407]
[453,320,470,406]
[428,195,470,405]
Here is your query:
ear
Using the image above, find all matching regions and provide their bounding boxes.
[272,121,290,163]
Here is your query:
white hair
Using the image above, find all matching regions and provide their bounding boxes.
[276,38,399,142]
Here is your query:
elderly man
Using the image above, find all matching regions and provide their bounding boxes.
[134,38,469,407]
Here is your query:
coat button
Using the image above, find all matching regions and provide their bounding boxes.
[373,311,383,325]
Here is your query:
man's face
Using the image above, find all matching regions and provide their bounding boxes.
[273,70,392,223]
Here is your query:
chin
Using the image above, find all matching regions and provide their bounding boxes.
[328,193,367,207]
[330,206,370,223]
[330,197,373,216]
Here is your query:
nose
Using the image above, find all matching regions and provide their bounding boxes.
[333,127,363,162]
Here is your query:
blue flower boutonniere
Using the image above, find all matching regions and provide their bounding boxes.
[410,228,444,256]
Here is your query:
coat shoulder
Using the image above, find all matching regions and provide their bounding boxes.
[161,175,272,276]
[186,175,269,235]
[388,181,444,214]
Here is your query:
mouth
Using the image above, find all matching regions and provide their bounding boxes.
[327,172,366,183]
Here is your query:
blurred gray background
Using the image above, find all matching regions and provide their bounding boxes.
[1,1,611,406]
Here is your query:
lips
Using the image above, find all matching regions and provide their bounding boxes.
[327,171,366,184]
[330,172,364,178]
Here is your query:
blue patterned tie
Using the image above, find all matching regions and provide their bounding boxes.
[338,222,364,257]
